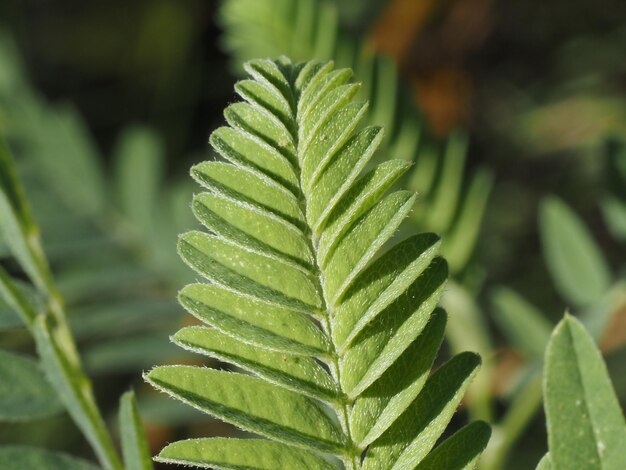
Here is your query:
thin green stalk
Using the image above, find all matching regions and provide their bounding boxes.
[36,243,122,469]
[0,139,123,470]
[0,250,123,470]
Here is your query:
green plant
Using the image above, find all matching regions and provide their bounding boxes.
[0,30,193,372]
[145,57,491,469]
[0,30,201,430]
[0,137,152,469]
[219,0,493,278]
[484,192,626,469]
[539,315,626,470]
[218,0,497,434]
[493,193,626,356]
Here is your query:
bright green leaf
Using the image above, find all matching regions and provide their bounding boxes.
[350,309,446,447]
[178,231,321,312]
[544,315,626,469]
[157,438,337,469]
[178,283,329,356]
[145,366,346,453]
[340,257,447,397]
[316,160,411,266]
[173,326,338,400]
[363,352,481,469]
[332,233,440,350]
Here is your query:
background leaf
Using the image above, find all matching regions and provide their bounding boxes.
[114,125,164,238]
[0,349,63,421]
[119,391,153,470]
[491,287,553,360]
[539,197,612,308]
[544,315,626,469]
[0,446,98,470]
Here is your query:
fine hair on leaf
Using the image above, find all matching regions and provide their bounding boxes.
[145,56,490,469]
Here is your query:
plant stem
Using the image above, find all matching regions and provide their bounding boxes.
[1,134,122,468]
[32,233,123,470]
[4,216,123,469]
[291,79,361,469]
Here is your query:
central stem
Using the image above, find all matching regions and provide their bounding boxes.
[298,174,360,470]
[288,69,360,469]
[321,317,360,470]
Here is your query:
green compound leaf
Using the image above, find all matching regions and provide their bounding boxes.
[0,349,63,421]
[148,57,487,468]
[544,315,626,470]
[0,446,98,470]
[156,438,336,469]
[332,233,441,350]
[539,197,612,307]
[339,257,448,398]
[119,391,153,470]
[219,0,493,275]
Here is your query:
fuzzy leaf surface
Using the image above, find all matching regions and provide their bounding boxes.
[148,57,487,468]
[145,366,345,453]
[157,438,336,469]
